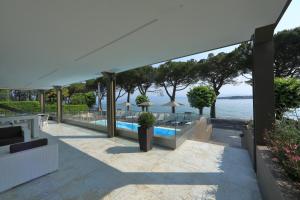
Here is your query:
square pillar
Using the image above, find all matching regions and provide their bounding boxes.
[54,86,63,123]
[102,72,116,137]
[252,24,275,146]
[39,90,46,113]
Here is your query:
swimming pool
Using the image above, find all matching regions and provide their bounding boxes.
[95,120,178,137]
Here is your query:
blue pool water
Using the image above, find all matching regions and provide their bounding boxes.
[95,120,177,137]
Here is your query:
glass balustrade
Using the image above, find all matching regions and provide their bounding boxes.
[62,109,200,142]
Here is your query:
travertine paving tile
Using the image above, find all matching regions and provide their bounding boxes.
[0,122,261,200]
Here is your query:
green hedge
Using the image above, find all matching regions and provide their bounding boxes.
[0,101,88,114]
[63,105,89,113]
[0,101,40,113]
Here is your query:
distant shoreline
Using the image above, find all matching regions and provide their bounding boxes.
[217,96,253,100]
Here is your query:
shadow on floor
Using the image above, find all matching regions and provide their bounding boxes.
[210,128,242,148]
[0,125,260,200]
[106,146,140,154]
[54,135,107,139]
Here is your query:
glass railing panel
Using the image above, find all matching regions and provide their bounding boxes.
[93,111,107,127]
[62,110,108,129]
[61,108,199,141]
[171,112,201,139]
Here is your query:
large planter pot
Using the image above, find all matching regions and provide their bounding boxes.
[138,126,153,152]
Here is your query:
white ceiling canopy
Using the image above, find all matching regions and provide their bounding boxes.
[0,0,290,89]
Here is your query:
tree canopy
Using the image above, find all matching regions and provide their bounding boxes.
[84,77,108,111]
[233,27,300,81]
[84,92,96,108]
[274,27,300,78]
[70,92,95,108]
[116,70,139,110]
[155,60,197,113]
[46,88,69,103]
[187,86,216,115]
[68,83,86,96]
[134,65,155,95]
[135,95,149,111]
[195,52,240,118]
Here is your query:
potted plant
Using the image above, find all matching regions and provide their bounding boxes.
[137,112,156,152]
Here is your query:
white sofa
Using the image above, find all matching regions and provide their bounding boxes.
[0,143,58,193]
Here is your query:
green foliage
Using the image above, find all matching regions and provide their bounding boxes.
[274,78,300,118]
[68,83,86,96]
[45,88,69,103]
[62,88,69,99]
[155,61,198,95]
[45,104,88,113]
[196,52,240,118]
[116,70,139,102]
[45,104,56,113]
[0,89,10,101]
[117,70,138,93]
[187,86,216,115]
[232,42,253,74]
[266,119,300,181]
[85,79,97,91]
[155,60,197,113]
[0,101,40,113]
[84,92,96,108]
[137,112,156,128]
[233,27,300,80]
[85,77,107,92]
[70,92,95,108]
[62,105,89,113]
[45,89,56,103]
[135,95,149,106]
[134,66,155,95]
[274,27,300,78]
[0,101,88,114]
[70,93,86,105]
[196,52,240,95]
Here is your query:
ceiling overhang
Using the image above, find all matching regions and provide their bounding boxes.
[0,0,291,89]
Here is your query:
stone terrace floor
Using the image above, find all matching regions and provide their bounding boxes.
[0,122,261,200]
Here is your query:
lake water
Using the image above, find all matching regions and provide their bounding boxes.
[111,96,254,120]
[99,96,299,120]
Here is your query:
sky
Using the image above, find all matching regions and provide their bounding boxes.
[147,0,300,98]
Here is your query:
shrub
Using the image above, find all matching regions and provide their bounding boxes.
[45,104,56,113]
[137,112,156,128]
[135,95,149,105]
[0,101,88,114]
[0,101,40,113]
[45,104,88,113]
[266,119,300,181]
[274,78,300,119]
[63,105,89,113]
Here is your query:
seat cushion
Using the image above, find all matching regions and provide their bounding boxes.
[0,126,23,138]
[10,138,48,153]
